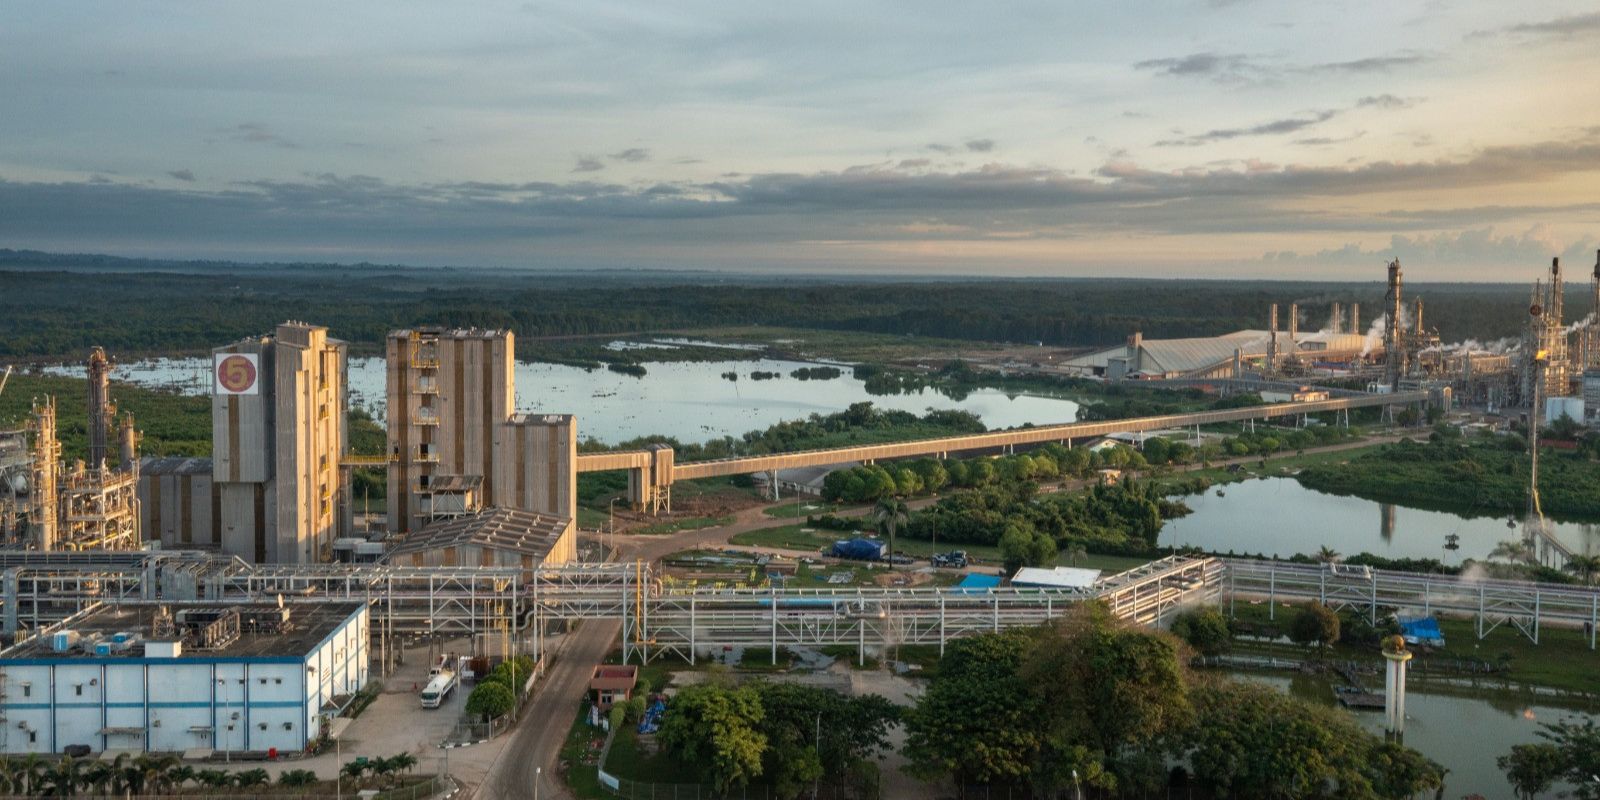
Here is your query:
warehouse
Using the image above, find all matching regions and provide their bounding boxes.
[0,602,367,756]
[1063,330,1369,379]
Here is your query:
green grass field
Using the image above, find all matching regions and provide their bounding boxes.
[628,514,735,536]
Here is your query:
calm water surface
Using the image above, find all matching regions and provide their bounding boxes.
[46,354,1082,445]
[1238,671,1587,798]
[1161,476,1600,562]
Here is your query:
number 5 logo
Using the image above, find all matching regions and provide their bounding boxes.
[215,353,259,395]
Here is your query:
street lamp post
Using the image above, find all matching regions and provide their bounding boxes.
[608,497,619,552]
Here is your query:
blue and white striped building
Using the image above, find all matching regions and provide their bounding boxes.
[0,602,367,755]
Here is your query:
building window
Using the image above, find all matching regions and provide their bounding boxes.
[74,685,83,696]
[21,684,30,698]
[28,732,36,744]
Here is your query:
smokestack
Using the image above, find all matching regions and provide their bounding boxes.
[30,398,59,551]
[1268,303,1279,371]
[1351,303,1360,336]
[86,347,112,469]
[1413,297,1424,336]
[1331,302,1342,335]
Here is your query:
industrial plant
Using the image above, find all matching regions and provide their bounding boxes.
[3,256,1597,565]
[0,255,1595,763]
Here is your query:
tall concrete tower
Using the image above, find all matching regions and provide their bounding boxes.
[213,322,347,563]
[86,348,114,469]
[1330,302,1343,335]
[1266,303,1279,374]
[386,328,514,533]
[1350,303,1360,337]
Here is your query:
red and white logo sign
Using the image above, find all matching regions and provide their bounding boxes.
[214,353,259,395]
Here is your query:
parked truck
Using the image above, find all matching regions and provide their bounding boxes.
[420,660,459,709]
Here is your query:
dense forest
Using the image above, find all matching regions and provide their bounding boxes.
[0,249,1569,360]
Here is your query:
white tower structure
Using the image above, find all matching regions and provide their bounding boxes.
[1382,636,1412,735]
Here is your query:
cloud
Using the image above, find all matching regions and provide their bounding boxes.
[221,123,297,148]
[1476,12,1600,39]
[1157,110,1340,146]
[1356,94,1419,110]
[1305,53,1431,73]
[964,139,996,153]
[1293,131,1367,146]
[4,130,1599,269]
[572,156,605,173]
[608,148,650,162]
[1134,52,1263,83]
[926,143,956,154]
[1135,51,1432,85]
[167,169,196,182]
[1269,227,1599,268]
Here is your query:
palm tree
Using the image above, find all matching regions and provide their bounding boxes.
[872,497,909,569]
[391,752,419,779]
[279,768,319,788]
[1565,554,1600,585]
[372,756,399,787]
[17,753,46,796]
[82,760,114,796]
[167,764,198,790]
[342,759,370,786]
[235,768,271,789]
[197,768,235,790]
[1315,546,1341,564]
[0,757,16,796]
[1491,538,1537,564]
[45,755,86,796]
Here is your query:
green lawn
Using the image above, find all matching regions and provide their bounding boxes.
[1151,440,1386,492]
[763,500,844,518]
[629,514,735,536]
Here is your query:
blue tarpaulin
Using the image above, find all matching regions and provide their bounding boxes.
[953,574,1002,594]
[1398,617,1445,647]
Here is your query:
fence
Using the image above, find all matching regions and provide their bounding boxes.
[0,776,454,800]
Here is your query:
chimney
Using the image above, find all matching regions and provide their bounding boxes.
[1288,303,1299,346]
[1351,303,1360,335]
[1331,302,1342,335]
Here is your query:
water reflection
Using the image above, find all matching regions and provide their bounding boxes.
[1237,671,1589,797]
[45,354,1083,446]
[1161,477,1600,562]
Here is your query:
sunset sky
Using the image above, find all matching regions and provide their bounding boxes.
[3,1,1598,279]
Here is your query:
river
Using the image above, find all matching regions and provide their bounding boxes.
[1161,476,1600,563]
[43,352,1082,446]
[1236,671,1588,797]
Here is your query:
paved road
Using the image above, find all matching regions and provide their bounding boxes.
[472,430,1405,798]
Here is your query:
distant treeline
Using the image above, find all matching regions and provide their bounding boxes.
[0,250,1572,360]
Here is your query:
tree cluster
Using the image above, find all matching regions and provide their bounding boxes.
[657,680,900,798]
[903,605,1444,798]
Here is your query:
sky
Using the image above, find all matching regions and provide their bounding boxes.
[2,1,1599,279]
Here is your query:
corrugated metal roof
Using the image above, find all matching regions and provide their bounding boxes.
[1063,330,1371,375]
[386,507,570,560]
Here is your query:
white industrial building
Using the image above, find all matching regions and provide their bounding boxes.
[0,602,367,756]
[1064,330,1369,380]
